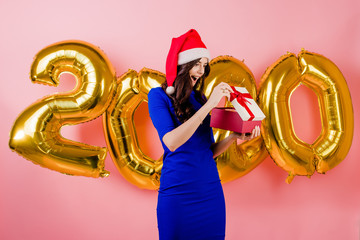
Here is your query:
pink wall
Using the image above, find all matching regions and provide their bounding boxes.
[1,0,359,239]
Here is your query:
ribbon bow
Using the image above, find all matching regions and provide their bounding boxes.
[230,86,254,121]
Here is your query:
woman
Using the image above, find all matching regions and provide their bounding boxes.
[148,29,260,240]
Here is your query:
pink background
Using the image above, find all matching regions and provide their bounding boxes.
[1,0,359,239]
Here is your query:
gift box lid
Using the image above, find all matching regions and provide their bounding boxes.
[230,86,266,121]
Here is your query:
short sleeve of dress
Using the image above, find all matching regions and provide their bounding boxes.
[148,88,176,141]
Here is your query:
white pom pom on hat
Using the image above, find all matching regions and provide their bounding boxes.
[165,86,175,95]
[165,29,210,95]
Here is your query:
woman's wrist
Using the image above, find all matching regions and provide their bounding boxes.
[204,100,216,112]
[229,132,239,142]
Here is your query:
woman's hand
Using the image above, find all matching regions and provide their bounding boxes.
[211,126,261,158]
[206,82,234,109]
[233,126,261,141]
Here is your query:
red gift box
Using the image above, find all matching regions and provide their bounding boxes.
[210,86,265,133]
[210,107,262,133]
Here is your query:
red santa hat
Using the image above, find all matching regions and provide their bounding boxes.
[165,29,210,95]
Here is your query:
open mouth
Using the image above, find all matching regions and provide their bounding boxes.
[191,76,199,81]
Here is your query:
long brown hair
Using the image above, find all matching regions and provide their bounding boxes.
[161,58,211,123]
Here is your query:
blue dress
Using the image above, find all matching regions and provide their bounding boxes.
[148,87,225,240]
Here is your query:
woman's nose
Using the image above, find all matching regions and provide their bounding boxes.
[198,66,204,74]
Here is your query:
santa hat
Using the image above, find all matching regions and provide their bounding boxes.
[165,29,210,95]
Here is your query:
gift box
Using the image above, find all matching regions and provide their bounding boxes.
[210,86,266,133]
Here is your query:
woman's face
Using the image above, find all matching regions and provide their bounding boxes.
[189,57,208,86]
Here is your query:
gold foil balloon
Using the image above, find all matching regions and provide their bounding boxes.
[9,40,117,177]
[258,50,354,183]
[204,56,268,183]
[104,69,164,189]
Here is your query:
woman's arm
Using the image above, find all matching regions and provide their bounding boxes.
[163,82,233,152]
[211,126,261,158]
[162,102,212,151]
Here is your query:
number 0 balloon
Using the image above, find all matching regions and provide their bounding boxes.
[258,50,354,183]
[203,56,268,183]
[104,68,164,189]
